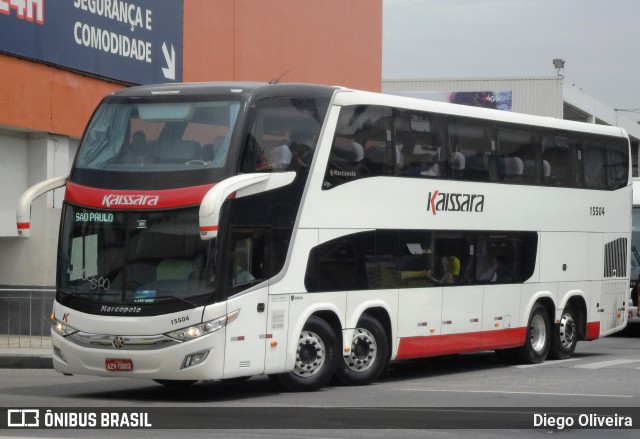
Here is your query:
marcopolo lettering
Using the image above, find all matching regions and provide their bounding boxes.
[100,306,142,314]
[102,194,159,208]
[427,190,485,216]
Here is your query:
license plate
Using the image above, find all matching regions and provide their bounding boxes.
[105,358,134,372]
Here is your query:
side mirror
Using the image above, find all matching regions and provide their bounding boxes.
[16,175,68,238]
[199,172,296,240]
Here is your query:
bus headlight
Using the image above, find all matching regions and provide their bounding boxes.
[165,309,240,342]
[50,317,79,337]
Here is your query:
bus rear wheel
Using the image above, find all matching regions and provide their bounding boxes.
[335,314,389,386]
[271,316,338,392]
[515,303,551,364]
[549,307,578,360]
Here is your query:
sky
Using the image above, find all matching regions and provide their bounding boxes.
[382,0,640,114]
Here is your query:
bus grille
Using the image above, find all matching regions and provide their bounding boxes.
[604,237,627,278]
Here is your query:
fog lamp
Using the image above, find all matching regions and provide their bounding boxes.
[182,350,209,369]
[53,346,68,363]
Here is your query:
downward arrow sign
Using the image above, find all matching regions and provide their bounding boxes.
[162,42,176,80]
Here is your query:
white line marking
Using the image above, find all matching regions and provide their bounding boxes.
[574,359,640,369]
[397,388,632,398]
[515,358,581,368]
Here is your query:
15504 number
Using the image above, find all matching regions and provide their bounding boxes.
[170,316,189,325]
[590,206,605,216]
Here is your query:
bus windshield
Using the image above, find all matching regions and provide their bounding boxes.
[57,205,217,310]
[75,97,243,172]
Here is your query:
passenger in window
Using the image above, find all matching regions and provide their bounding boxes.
[119,131,154,165]
[290,129,316,171]
[432,256,454,285]
[420,152,440,177]
[233,247,255,286]
[268,142,292,170]
[494,256,513,283]
[256,131,293,171]
[448,255,461,282]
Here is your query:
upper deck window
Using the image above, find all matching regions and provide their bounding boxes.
[239,97,329,173]
[75,98,242,172]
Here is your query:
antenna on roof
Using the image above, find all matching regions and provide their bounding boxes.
[269,69,291,84]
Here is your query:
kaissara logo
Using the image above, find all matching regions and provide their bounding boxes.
[101,194,159,208]
[427,190,485,216]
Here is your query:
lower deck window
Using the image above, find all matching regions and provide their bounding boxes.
[305,230,537,292]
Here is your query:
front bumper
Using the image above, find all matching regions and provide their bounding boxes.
[51,328,226,381]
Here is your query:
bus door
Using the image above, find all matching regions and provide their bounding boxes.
[222,226,270,379]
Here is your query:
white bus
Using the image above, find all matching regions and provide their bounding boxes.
[20,83,631,391]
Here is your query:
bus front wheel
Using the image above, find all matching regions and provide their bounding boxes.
[515,303,551,364]
[549,307,578,360]
[271,316,338,392]
[335,314,389,386]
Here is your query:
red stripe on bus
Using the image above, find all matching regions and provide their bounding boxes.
[395,327,527,361]
[65,182,215,209]
[584,321,600,340]
[199,225,219,232]
[17,222,30,229]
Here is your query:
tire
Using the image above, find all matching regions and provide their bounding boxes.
[514,303,551,364]
[153,379,198,387]
[271,316,338,392]
[335,314,389,386]
[549,306,578,360]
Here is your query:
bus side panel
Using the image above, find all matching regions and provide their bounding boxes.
[481,284,523,349]
[440,285,483,355]
[395,288,442,360]
[599,279,628,336]
[539,232,589,283]
[263,293,291,374]
[223,287,269,379]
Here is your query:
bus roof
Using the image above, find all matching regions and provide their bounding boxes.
[108,81,628,140]
[334,88,629,140]
[108,82,339,100]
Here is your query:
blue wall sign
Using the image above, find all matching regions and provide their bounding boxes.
[0,0,183,84]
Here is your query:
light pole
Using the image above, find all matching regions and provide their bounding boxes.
[553,59,565,78]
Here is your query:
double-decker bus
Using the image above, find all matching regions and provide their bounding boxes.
[19,83,631,391]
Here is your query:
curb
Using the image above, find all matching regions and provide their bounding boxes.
[0,355,53,369]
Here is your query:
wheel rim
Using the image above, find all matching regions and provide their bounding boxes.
[558,312,577,349]
[293,330,326,377]
[530,314,547,353]
[344,328,377,372]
